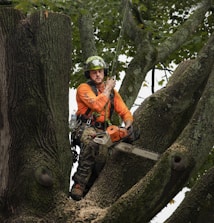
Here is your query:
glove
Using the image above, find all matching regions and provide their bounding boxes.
[125,125,140,143]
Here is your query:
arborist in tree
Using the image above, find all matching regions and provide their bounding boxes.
[70,55,133,201]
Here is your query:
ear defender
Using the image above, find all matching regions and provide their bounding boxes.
[104,68,108,76]
[84,70,90,79]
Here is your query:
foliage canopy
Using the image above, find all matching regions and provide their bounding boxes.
[13,0,214,87]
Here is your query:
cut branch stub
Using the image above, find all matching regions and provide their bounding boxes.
[171,153,187,171]
[34,166,53,187]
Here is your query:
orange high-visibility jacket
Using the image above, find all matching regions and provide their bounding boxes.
[76,83,133,123]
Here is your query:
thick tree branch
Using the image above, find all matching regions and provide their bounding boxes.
[95,59,214,221]
[119,45,155,108]
[78,11,97,60]
[134,31,214,151]
[119,0,212,109]
[175,62,214,169]
[122,0,146,45]
[117,0,156,108]
[157,0,212,62]
[119,21,156,108]
[97,149,194,223]
[165,166,214,223]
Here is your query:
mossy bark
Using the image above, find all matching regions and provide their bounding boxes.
[0,8,72,221]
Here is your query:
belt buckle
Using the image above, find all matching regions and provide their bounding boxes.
[86,119,91,125]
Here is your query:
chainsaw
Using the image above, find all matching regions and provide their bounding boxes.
[93,125,160,161]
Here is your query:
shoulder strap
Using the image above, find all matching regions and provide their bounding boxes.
[85,81,98,116]
[87,80,98,96]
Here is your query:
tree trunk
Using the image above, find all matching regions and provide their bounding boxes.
[0,7,72,221]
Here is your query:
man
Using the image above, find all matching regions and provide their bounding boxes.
[70,55,133,201]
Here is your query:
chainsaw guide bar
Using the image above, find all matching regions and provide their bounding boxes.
[113,142,160,161]
[93,132,160,161]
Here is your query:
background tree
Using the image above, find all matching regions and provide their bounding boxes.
[0,0,214,222]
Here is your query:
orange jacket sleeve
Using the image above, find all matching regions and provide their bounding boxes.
[76,83,133,123]
[113,90,133,123]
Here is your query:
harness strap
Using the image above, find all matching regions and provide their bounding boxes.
[77,115,109,130]
[85,80,114,119]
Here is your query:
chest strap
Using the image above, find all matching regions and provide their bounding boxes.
[85,80,114,120]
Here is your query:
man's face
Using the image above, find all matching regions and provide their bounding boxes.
[89,69,105,85]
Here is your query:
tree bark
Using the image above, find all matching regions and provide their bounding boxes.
[165,166,214,223]
[79,12,97,60]
[0,8,72,221]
